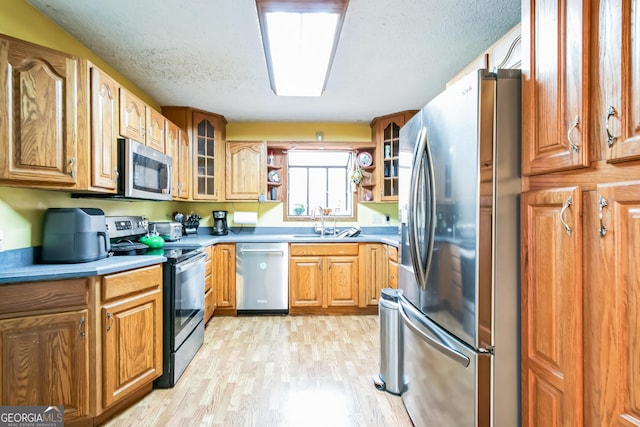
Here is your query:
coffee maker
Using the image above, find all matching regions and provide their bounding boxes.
[212,210,229,235]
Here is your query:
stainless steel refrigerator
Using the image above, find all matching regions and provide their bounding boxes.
[397,68,520,426]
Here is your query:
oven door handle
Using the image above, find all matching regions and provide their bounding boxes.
[174,252,206,274]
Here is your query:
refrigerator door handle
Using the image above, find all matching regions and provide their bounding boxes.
[408,126,435,291]
[399,297,471,368]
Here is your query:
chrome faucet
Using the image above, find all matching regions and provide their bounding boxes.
[311,206,326,238]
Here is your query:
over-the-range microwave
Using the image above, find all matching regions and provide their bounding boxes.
[119,138,172,201]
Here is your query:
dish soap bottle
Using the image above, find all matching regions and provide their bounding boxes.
[267,151,274,166]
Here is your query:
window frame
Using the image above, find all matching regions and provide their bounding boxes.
[266,141,376,222]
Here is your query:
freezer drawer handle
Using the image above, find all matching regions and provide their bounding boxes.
[399,299,470,368]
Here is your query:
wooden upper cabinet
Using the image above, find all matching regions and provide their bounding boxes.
[370,110,418,201]
[522,0,591,176]
[167,120,190,200]
[146,108,166,153]
[593,0,640,163]
[161,106,227,200]
[521,187,583,427]
[225,141,266,200]
[0,35,78,185]
[89,64,118,191]
[193,111,226,200]
[119,88,146,142]
[118,88,166,153]
[585,182,640,426]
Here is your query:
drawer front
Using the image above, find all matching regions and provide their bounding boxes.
[102,264,162,301]
[0,278,89,315]
[290,243,359,256]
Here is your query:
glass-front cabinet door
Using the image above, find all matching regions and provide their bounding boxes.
[192,111,226,200]
[371,110,418,201]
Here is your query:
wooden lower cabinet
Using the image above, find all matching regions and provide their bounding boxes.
[0,310,90,422]
[0,278,90,424]
[584,183,640,426]
[0,264,164,424]
[363,243,386,306]
[204,245,216,323]
[289,243,367,314]
[100,265,162,410]
[289,255,324,308]
[387,245,398,289]
[521,187,583,427]
[215,243,236,316]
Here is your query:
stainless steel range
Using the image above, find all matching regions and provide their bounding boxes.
[105,216,206,388]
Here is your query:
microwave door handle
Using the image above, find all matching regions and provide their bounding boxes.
[399,297,470,368]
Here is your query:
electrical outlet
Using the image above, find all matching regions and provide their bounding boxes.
[373,214,381,224]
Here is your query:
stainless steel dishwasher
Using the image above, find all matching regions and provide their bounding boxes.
[236,242,288,313]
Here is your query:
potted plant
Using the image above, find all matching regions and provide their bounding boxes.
[349,166,364,185]
[293,204,305,215]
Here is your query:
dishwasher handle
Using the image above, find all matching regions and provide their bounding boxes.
[238,248,285,254]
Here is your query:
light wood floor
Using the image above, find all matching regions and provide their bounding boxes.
[104,315,413,427]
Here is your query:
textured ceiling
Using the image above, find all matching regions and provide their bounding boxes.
[26,0,520,123]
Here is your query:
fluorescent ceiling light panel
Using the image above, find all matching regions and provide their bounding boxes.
[265,12,338,96]
[256,0,349,97]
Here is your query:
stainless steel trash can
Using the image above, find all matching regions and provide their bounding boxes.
[373,288,404,395]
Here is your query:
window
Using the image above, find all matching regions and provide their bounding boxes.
[287,150,355,219]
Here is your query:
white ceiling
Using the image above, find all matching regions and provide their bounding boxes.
[26,0,520,123]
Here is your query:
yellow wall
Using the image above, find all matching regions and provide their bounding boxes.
[0,1,397,251]
[227,122,371,142]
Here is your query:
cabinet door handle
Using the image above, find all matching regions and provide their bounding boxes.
[599,195,608,237]
[318,260,322,270]
[68,157,76,178]
[559,197,573,236]
[567,116,580,152]
[106,312,113,332]
[606,106,618,147]
[78,315,86,337]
